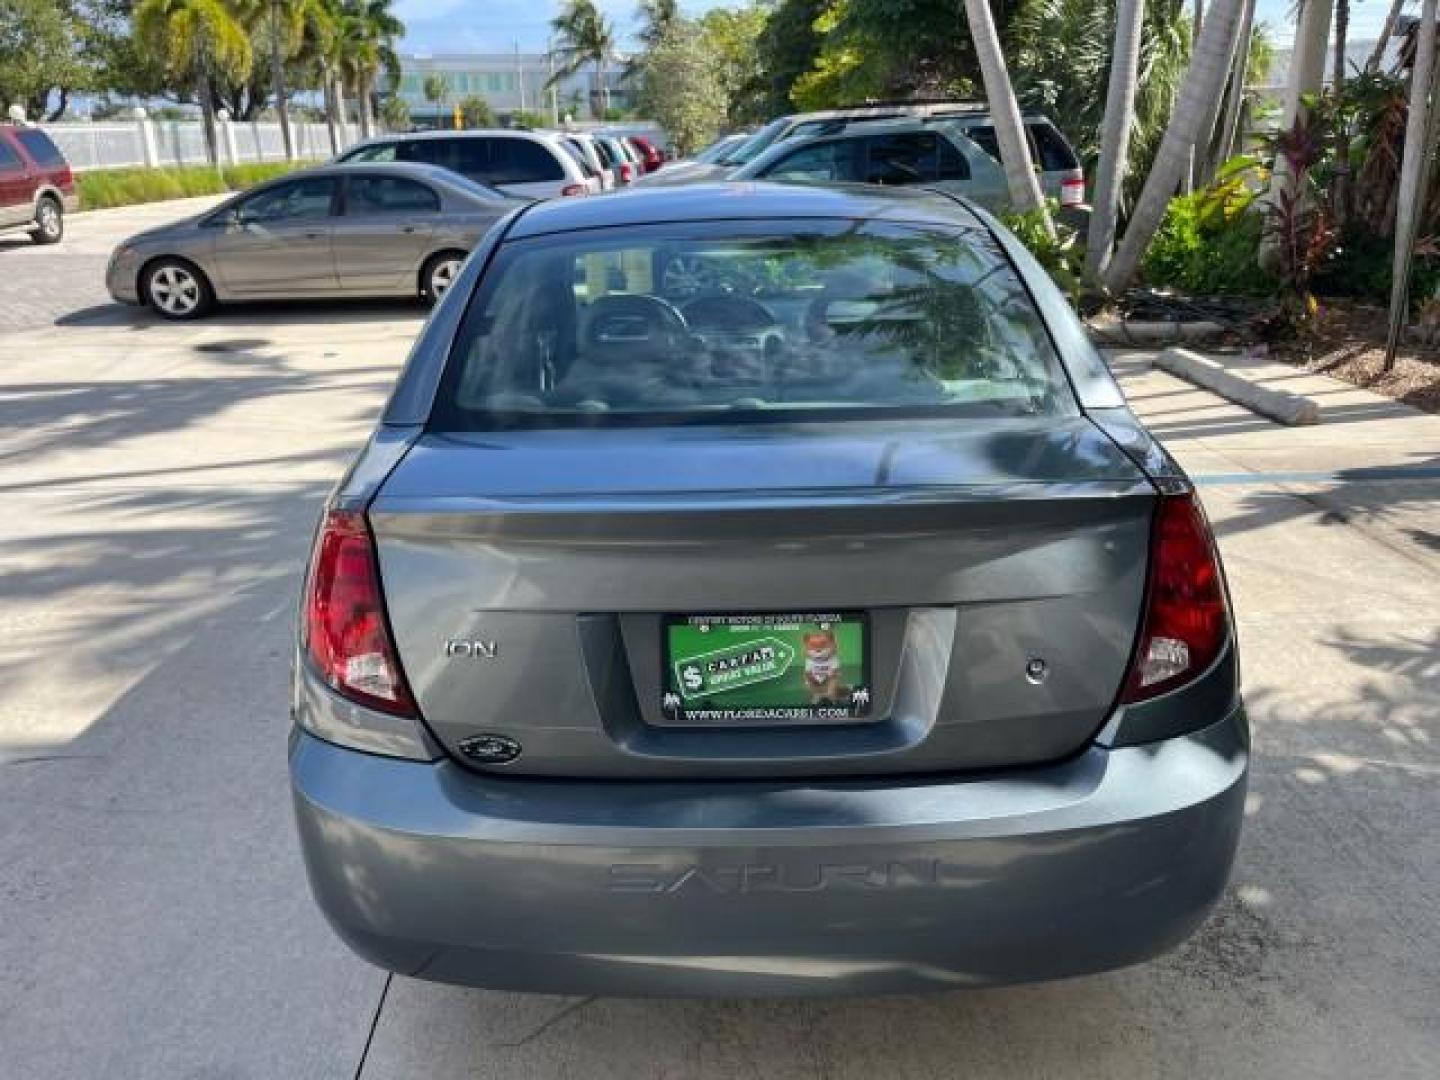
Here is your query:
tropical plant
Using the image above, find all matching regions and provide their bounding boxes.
[550,0,615,119]
[1142,155,1274,294]
[1262,116,1339,339]
[459,94,494,129]
[340,0,403,140]
[1103,0,1247,292]
[378,91,409,131]
[634,18,727,155]
[1005,203,1085,295]
[422,73,449,108]
[1009,0,1192,202]
[133,0,253,165]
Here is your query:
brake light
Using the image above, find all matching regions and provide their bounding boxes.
[303,509,415,717]
[561,183,586,197]
[620,162,634,183]
[1120,493,1230,703]
[1061,176,1086,206]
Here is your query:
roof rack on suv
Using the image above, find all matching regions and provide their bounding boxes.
[834,98,988,110]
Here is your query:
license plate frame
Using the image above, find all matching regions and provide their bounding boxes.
[658,611,873,727]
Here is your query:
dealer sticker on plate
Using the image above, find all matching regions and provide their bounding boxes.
[660,612,871,726]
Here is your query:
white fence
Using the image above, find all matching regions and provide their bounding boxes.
[38,117,361,171]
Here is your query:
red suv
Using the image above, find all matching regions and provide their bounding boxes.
[626,135,665,174]
[0,126,77,245]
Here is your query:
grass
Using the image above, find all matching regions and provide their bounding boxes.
[76,161,319,210]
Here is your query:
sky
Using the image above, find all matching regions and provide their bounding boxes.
[392,0,1400,57]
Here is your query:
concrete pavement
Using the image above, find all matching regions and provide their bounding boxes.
[0,195,226,332]
[0,199,1436,1078]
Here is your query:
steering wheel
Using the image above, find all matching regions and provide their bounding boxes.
[583,294,689,351]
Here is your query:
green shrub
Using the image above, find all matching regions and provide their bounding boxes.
[76,161,316,210]
[1143,191,1274,296]
[1001,204,1085,297]
[1142,156,1276,297]
[1316,231,1440,310]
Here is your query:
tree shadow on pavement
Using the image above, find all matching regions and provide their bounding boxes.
[55,297,429,329]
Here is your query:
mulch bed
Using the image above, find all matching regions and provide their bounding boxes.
[1270,302,1440,414]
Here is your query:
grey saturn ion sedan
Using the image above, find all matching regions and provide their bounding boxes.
[106,162,526,319]
[290,183,1247,997]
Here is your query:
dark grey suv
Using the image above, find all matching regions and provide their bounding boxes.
[290,183,1246,997]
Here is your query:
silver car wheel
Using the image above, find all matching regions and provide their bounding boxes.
[149,265,202,316]
[37,201,61,239]
[429,256,462,300]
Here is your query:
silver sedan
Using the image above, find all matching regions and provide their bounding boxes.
[105,162,527,319]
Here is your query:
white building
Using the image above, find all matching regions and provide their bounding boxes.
[386,52,630,126]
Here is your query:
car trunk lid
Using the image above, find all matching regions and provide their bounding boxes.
[370,418,1154,778]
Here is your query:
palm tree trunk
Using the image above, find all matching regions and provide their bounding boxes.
[1085,0,1145,284]
[270,1,295,161]
[332,77,350,147]
[1333,0,1352,228]
[198,72,220,167]
[323,75,340,155]
[595,56,608,119]
[1366,0,1406,73]
[1385,0,1440,367]
[359,72,376,139]
[1214,0,1256,168]
[962,0,1051,229]
[1192,0,1251,188]
[1103,0,1248,292]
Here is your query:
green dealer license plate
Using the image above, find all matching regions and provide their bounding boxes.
[660,613,872,726]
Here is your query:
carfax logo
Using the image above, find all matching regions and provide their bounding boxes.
[662,613,870,724]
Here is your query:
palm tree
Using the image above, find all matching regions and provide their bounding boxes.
[1085,0,1146,284]
[962,0,1051,230]
[423,73,451,117]
[343,0,404,140]
[1332,0,1353,226]
[1103,0,1247,292]
[1210,0,1257,174]
[241,0,308,160]
[1386,0,1439,366]
[550,0,615,119]
[133,0,253,166]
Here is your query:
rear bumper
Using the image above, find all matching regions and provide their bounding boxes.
[290,707,1247,997]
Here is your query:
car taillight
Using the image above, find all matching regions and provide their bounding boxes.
[561,183,586,197]
[620,162,634,183]
[1120,493,1230,703]
[1061,176,1086,206]
[303,508,415,717]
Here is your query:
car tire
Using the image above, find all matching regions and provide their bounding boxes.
[29,197,63,245]
[421,250,466,305]
[141,258,215,320]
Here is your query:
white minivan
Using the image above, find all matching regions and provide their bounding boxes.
[338,130,599,200]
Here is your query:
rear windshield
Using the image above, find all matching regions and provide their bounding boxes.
[720,118,789,164]
[962,123,1078,172]
[432,221,1074,430]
